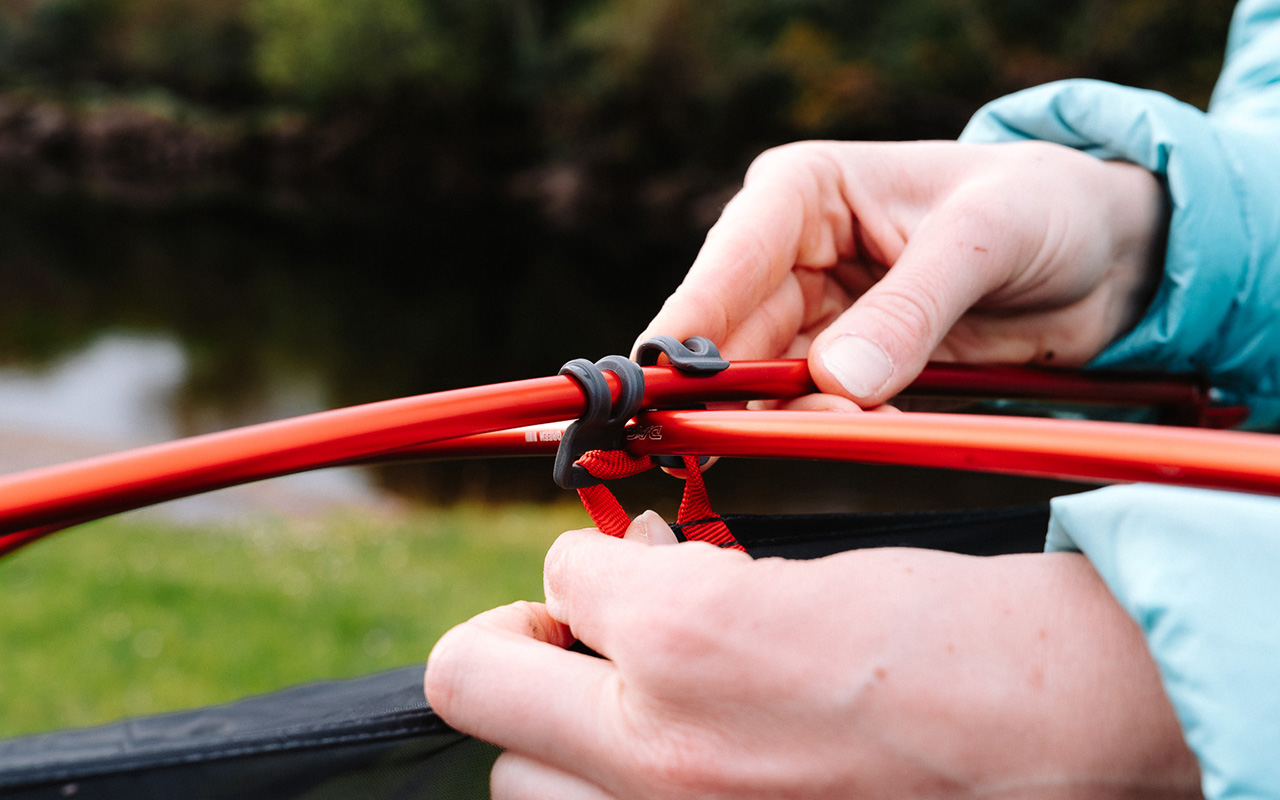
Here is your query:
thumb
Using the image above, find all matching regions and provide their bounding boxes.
[622,509,680,545]
[810,203,1012,405]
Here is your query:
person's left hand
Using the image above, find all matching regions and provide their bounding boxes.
[425,518,1199,799]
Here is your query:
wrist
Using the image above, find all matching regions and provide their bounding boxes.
[1097,159,1168,354]
[965,553,1200,798]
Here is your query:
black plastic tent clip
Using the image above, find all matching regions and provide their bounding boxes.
[635,336,728,470]
[635,335,729,373]
[554,339,729,486]
[553,355,645,489]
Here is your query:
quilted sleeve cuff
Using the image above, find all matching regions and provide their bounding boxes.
[1047,484,1280,800]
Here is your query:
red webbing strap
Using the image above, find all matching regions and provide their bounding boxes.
[574,450,651,538]
[573,450,744,551]
[673,457,739,549]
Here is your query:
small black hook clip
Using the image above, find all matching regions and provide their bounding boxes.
[553,355,645,489]
[635,335,729,374]
[634,336,727,470]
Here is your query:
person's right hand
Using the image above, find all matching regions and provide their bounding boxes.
[636,140,1167,407]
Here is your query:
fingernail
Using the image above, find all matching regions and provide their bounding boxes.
[623,512,653,543]
[821,335,893,399]
[626,510,678,546]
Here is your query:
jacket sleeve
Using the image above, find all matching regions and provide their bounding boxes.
[957,4,1280,797]
[1046,486,1280,800]
[960,0,1280,428]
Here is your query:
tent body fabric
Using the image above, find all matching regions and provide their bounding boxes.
[0,665,498,799]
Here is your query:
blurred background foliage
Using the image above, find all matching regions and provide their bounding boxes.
[0,0,1241,500]
[0,0,1236,179]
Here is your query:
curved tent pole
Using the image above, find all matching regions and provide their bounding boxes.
[0,362,813,545]
[0,360,1264,557]
[377,410,1280,496]
[633,410,1280,496]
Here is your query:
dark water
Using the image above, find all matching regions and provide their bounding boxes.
[0,190,1087,515]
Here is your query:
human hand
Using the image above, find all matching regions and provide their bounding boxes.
[425,520,1199,799]
[637,140,1166,407]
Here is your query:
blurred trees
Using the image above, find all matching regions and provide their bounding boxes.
[0,0,1241,357]
[0,0,1237,132]
[0,0,1245,312]
[0,0,253,102]
[250,0,439,104]
[0,0,1243,257]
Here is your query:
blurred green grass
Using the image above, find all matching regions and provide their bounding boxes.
[0,503,590,738]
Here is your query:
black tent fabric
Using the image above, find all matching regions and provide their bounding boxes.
[701,504,1050,560]
[0,665,499,799]
[0,505,1050,799]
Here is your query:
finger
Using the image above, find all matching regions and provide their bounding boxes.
[635,187,802,355]
[870,402,903,414]
[622,509,679,545]
[424,601,620,781]
[715,271,806,360]
[711,263,852,362]
[777,393,864,412]
[809,188,1025,405]
[491,752,618,800]
[659,454,721,478]
[634,144,852,356]
[542,529,749,660]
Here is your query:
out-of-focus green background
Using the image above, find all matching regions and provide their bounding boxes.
[0,0,1237,737]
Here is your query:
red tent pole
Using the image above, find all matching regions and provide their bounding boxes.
[0,362,814,538]
[0,359,1260,557]
[632,410,1280,497]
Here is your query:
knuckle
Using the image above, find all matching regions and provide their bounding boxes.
[625,727,739,798]
[746,141,805,174]
[542,530,593,618]
[627,554,749,674]
[626,610,699,675]
[542,537,570,598]
[942,183,1017,238]
[744,140,830,183]
[506,600,549,639]
[871,282,945,345]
